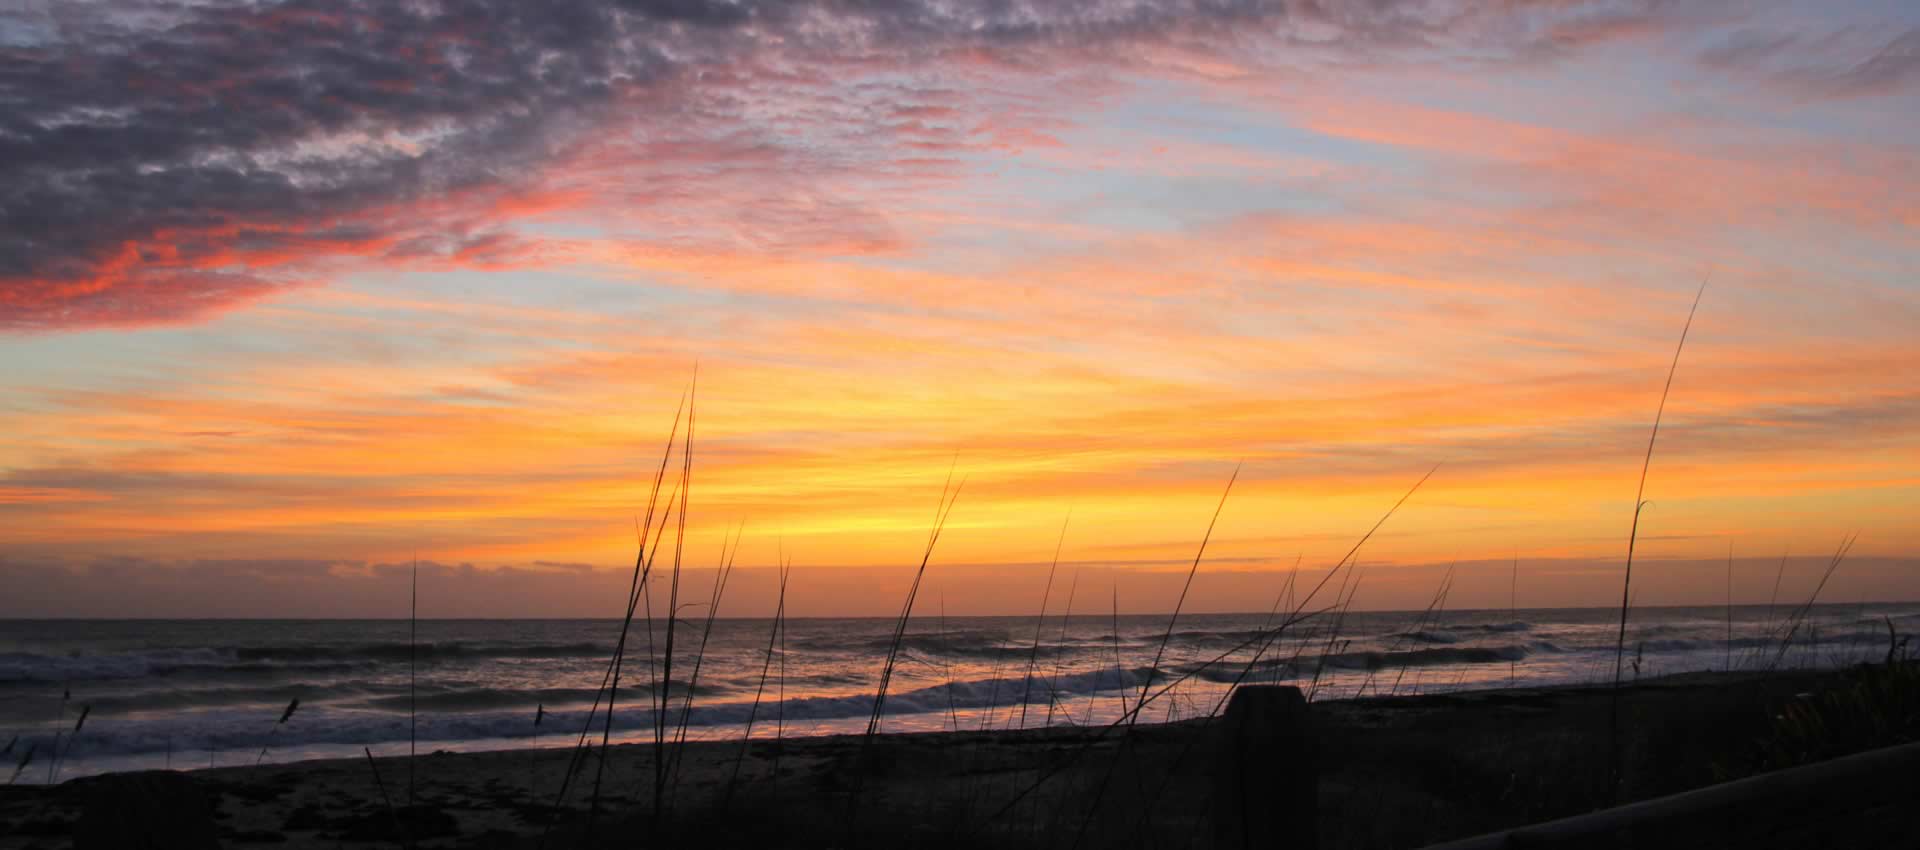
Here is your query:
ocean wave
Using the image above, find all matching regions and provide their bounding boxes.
[232,641,608,662]
[1323,645,1529,670]
[8,664,1155,760]
[1447,621,1532,633]
[1624,630,1903,654]
[0,642,613,684]
[0,648,333,684]
[1162,628,1274,646]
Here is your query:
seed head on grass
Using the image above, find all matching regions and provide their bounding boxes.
[256,698,301,767]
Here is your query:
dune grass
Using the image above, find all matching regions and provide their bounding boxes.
[951,464,1437,844]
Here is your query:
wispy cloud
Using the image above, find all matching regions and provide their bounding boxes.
[1700,25,1920,100]
[1,0,1733,330]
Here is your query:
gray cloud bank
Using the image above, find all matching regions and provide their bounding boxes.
[6,0,1856,330]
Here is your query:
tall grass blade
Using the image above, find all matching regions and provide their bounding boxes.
[408,559,417,828]
[972,465,1438,838]
[1136,465,1238,719]
[1018,513,1072,730]
[1047,568,1081,728]
[650,369,696,824]
[364,747,405,847]
[865,465,963,738]
[538,390,684,848]
[724,557,789,812]
[1767,535,1856,671]
[848,466,962,841]
[1607,278,1707,801]
[1726,540,1735,671]
[7,744,34,786]
[667,522,742,794]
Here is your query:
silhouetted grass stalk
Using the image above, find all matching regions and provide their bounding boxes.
[47,704,88,784]
[1135,465,1238,719]
[254,698,300,768]
[650,389,694,823]
[969,464,1437,841]
[847,466,962,840]
[526,703,543,812]
[864,466,963,738]
[666,522,742,795]
[1072,466,1239,848]
[538,390,685,849]
[7,743,34,786]
[939,594,962,733]
[723,558,789,812]
[1766,535,1857,671]
[1017,513,1072,730]
[408,560,417,829]
[1045,569,1081,728]
[1607,279,1706,802]
[363,747,405,845]
[1307,566,1365,702]
[1510,553,1520,686]
[44,687,67,785]
[1726,541,1736,671]
[1359,562,1454,699]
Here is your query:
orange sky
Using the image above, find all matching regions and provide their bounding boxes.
[2,0,1917,615]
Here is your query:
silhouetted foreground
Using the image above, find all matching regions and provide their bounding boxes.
[3,665,1913,849]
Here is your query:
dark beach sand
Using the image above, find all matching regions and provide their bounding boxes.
[0,668,1887,849]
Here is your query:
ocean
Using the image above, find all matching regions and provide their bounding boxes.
[4,603,1915,783]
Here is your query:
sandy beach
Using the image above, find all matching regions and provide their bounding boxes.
[4,666,1891,849]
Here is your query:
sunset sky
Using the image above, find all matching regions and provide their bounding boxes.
[2,0,1917,616]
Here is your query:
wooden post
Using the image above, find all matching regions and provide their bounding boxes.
[1214,685,1316,850]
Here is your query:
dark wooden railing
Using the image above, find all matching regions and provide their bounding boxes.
[1417,739,1920,849]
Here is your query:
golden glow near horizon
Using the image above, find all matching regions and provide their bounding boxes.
[1,1,1917,614]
